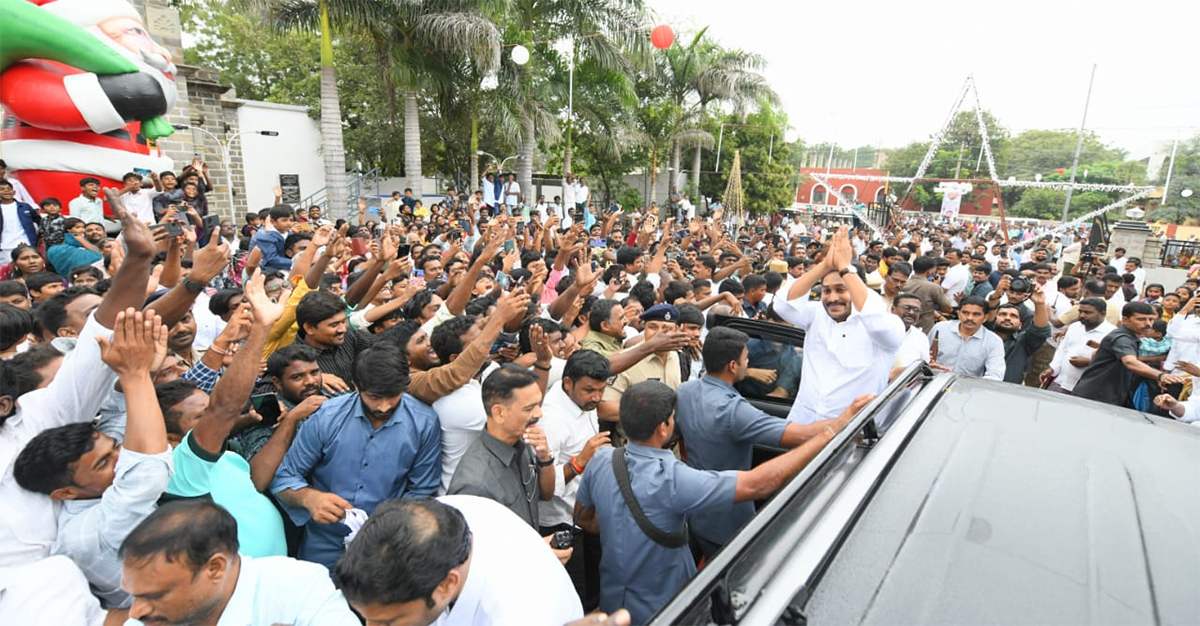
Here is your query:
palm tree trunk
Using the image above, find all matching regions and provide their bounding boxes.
[469,108,479,195]
[318,2,347,217]
[404,90,422,199]
[670,138,682,194]
[691,145,702,194]
[518,113,535,211]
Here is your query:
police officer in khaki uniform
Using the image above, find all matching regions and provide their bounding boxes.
[596,304,683,424]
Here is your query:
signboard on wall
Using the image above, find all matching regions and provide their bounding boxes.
[279,174,301,204]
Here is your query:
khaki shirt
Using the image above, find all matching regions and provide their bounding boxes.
[602,351,683,405]
[580,330,624,357]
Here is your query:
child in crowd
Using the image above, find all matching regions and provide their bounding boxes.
[1139,319,1172,369]
[38,198,65,248]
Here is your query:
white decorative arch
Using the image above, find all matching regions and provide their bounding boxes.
[839,184,858,203]
[811,185,828,204]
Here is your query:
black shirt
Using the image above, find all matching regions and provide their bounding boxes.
[447,428,541,528]
[1072,326,1140,407]
[295,330,378,388]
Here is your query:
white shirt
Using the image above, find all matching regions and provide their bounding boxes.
[0,201,27,253]
[124,555,358,626]
[0,313,116,568]
[190,293,225,352]
[432,380,487,494]
[7,177,35,206]
[119,189,157,225]
[537,381,599,527]
[0,555,104,625]
[561,179,576,207]
[69,195,104,225]
[575,183,589,205]
[481,178,497,206]
[435,495,583,625]
[941,263,970,300]
[774,291,906,424]
[892,324,930,370]
[503,181,521,207]
[1165,314,1200,373]
[681,197,695,220]
[1129,267,1146,295]
[1048,320,1115,392]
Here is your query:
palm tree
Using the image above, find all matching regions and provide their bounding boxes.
[241,0,500,206]
[496,0,650,205]
[657,29,778,197]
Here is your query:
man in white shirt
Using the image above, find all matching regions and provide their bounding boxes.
[538,350,612,608]
[0,193,155,624]
[1125,257,1147,296]
[1041,297,1113,393]
[562,175,576,217]
[575,177,590,213]
[119,172,158,225]
[334,495,583,626]
[890,293,930,379]
[774,226,906,424]
[481,168,498,209]
[428,315,489,494]
[121,500,359,625]
[68,177,105,224]
[0,180,37,264]
[940,248,970,301]
[502,173,522,210]
[0,160,35,206]
[680,194,696,220]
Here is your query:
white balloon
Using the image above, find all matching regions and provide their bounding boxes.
[1183,188,1194,198]
[512,45,530,65]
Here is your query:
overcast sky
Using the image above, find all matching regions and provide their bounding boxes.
[649,0,1198,159]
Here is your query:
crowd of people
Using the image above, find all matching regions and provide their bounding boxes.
[1,163,1197,625]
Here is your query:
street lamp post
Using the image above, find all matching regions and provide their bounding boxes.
[173,124,279,216]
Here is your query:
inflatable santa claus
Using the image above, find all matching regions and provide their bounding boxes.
[0,0,178,216]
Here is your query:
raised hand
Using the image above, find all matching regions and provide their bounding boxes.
[189,230,232,284]
[311,224,335,248]
[243,270,286,326]
[97,308,166,377]
[497,291,532,322]
[104,187,156,258]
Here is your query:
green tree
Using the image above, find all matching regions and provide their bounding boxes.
[1150,134,1200,224]
[1002,129,1124,180]
[697,107,795,214]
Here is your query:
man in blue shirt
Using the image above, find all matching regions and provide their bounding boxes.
[675,326,853,558]
[272,345,442,569]
[576,381,873,624]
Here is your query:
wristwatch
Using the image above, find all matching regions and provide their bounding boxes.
[182,278,205,294]
[536,457,554,468]
[838,266,854,277]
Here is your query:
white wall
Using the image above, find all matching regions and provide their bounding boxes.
[237,100,326,213]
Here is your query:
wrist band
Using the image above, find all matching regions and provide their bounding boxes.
[570,455,585,475]
[532,363,551,371]
[207,344,228,356]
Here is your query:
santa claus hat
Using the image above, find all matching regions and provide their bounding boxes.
[30,0,141,28]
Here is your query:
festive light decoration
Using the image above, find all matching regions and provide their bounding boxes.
[651,24,674,49]
[805,172,1154,195]
[1054,189,1153,234]
[810,172,885,238]
[511,44,530,65]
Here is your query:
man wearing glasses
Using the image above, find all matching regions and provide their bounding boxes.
[447,364,554,529]
[890,292,931,380]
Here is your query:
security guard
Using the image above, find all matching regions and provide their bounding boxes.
[595,304,683,424]
[576,381,873,624]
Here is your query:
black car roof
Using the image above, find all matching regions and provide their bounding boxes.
[651,369,1200,624]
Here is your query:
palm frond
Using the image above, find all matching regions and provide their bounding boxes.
[413,12,502,74]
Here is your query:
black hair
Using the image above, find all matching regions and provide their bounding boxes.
[1151,319,1167,335]
[702,326,749,374]
[155,379,200,436]
[959,295,990,313]
[677,303,703,327]
[616,246,642,267]
[763,271,784,292]
[588,298,620,332]
[430,315,476,364]
[119,500,240,574]
[562,349,611,383]
[354,344,411,397]
[207,288,244,317]
[934,257,950,268]
[0,279,28,300]
[25,272,63,294]
[619,380,677,442]
[13,422,96,494]
[265,343,322,379]
[319,273,343,292]
[518,317,560,354]
[480,363,539,416]
[717,278,744,297]
[40,197,62,208]
[1122,301,1156,318]
[402,289,436,321]
[742,274,767,292]
[62,217,85,232]
[268,204,295,221]
[333,498,472,609]
[1082,279,1106,297]
[295,291,346,336]
[79,177,100,187]
[913,256,936,275]
[379,319,421,352]
[283,232,312,253]
[893,292,922,307]
[0,303,32,351]
[628,280,657,310]
[888,261,913,277]
[8,344,62,396]
[662,281,692,305]
[691,278,712,292]
[463,295,496,318]
[67,265,103,285]
[35,286,95,336]
[1102,272,1123,284]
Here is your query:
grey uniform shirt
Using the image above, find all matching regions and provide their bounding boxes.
[674,375,787,546]
[447,428,541,528]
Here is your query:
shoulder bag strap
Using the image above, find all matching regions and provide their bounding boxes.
[611,448,689,548]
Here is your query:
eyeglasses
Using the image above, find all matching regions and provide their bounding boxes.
[895,305,922,313]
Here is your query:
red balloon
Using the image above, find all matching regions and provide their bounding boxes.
[651,24,675,49]
[1056,168,1065,174]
